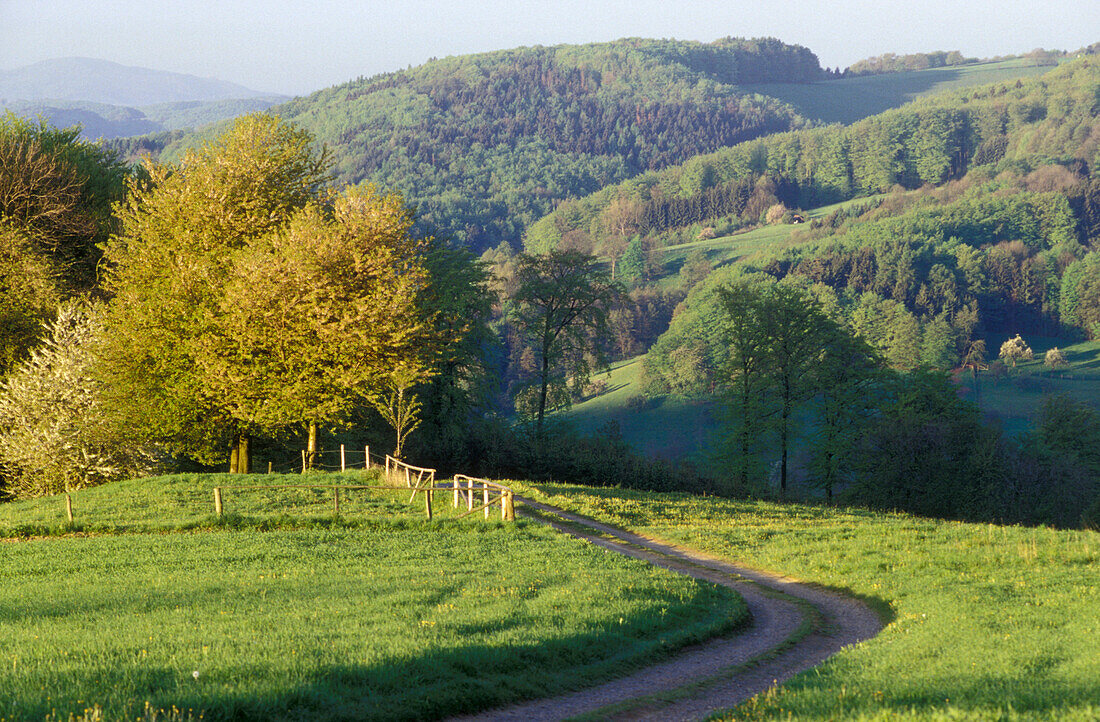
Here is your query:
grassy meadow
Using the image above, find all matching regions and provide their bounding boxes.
[514,482,1100,721]
[0,475,747,722]
[561,358,719,460]
[746,58,1057,125]
[654,196,883,291]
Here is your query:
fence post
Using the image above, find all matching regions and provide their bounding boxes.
[504,491,515,521]
[334,486,340,515]
[405,467,410,488]
[301,450,307,474]
[467,478,474,511]
[214,487,223,517]
[340,444,346,472]
[267,461,273,474]
[65,493,74,523]
[484,486,490,520]
[425,486,433,520]
[453,477,459,508]
[365,446,370,470]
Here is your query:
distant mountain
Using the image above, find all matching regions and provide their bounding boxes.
[1,97,284,141]
[0,57,274,106]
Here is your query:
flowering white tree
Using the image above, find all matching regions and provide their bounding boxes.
[0,302,159,498]
[1044,346,1068,373]
[998,334,1034,367]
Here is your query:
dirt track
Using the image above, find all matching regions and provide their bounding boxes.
[451,497,884,721]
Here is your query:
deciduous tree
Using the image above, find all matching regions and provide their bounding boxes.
[98,114,333,467]
[0,302,158,498]
[510,250,622,434]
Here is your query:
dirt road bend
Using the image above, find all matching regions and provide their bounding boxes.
[452,497,884,722]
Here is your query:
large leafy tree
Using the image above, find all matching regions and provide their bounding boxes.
[214,187,433,465]
[0,114,127,374]
[409,242,496,468]
[98,114,333,467]
[716,281,770,492]
[510,250,622,434]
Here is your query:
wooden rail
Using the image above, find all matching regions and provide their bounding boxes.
[453,474,516,521]
[208,461,515,523]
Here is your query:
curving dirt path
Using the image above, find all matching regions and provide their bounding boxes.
[451,497,884,722]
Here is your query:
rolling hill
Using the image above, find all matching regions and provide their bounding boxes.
[152,37,827,249]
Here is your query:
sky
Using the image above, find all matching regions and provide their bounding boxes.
[1,0,1098,97]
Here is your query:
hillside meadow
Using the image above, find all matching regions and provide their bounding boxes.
[0,473,746,722]
[514,482,1100,721]
[745,57,1058,125]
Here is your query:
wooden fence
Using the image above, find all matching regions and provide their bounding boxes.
[453,474,516,521]
[206,457,515,522]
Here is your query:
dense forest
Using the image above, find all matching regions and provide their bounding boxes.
[126,37,825,250]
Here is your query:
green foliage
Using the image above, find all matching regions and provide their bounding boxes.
[0,224,62,375]
[0,113,127,373]
[99,114,333,463]
[845,50,978,77]
[716,282,884,495]
[407,242,498,470]
[215,186,432,438]
[100,116,432,468]
[157,39,820,250]
[0,302,159,498]
[536,57,1100,254]
[509,250,623,430]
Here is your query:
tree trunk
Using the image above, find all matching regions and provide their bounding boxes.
[307,422,318,470]
[780,376,791,496]
[229,434,240,474]
[536,342,551,436]
[239,433,251,474]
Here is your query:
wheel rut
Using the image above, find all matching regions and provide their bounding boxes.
[451,497,884,721]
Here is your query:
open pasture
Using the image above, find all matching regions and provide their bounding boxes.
[515,482,1100,720]
[746,58,1057,125]
[0,475,747,721]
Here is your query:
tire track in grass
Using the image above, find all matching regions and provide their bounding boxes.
[453,498,884,722]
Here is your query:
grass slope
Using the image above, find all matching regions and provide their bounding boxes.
[745,58,1058,125]
[958,337,1100,434]
[515,483,1100,721]
[0,474,746,722]
[561,358,718,461]
[653,195,881,288]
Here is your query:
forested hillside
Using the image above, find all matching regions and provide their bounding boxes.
[151,37,823,249]
[528,57,1100,254]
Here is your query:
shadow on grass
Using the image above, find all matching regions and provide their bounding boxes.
[8,595,748,722]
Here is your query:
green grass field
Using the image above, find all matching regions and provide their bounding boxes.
[958,337,1100,435]
[746,58,1057,125]
[513,482,1100,720]
[653,195,885,291]
[561,358,719,461]
[0,475,747,721]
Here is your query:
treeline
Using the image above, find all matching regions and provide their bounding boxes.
[528,57,1100,251]
[147,37,820,251]
[844,50,977,77]
[666,281,1098,529]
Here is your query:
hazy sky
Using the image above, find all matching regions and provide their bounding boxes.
[2,0,1097,96]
